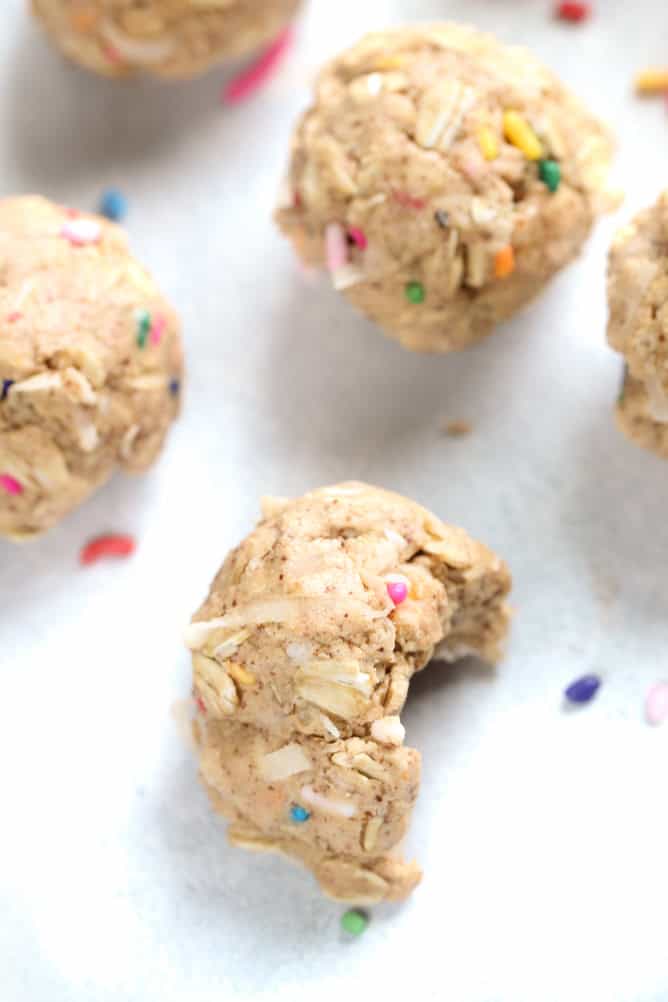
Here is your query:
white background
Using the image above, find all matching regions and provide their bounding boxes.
[2,1,668,1000]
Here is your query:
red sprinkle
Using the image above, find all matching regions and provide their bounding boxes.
[80,533,136,566]
[555,2,591,22]
[195,695,207,715]
[222,26,294,105]
[392,191,426,211]
[347,227,368,251]
[6,312,22,323]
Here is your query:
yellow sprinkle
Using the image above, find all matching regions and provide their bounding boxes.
[227,663,256,687]
[635,69,668,94]
[502,110,543,161]
[372,55,405,71]
[477,126,498,161]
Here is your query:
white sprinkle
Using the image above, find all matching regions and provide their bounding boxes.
[60,219,101,247]
[367,72,383,96]
[300,784,357,819]
[332,264,365,290]
[384,528,406,548]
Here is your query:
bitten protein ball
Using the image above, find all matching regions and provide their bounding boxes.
[608,192,668,457]
[0,196,182,540]
[31,0,301,79]
[185,483,511,903]
[276,24,616,352]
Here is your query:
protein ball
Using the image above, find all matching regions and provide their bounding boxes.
[0,196,183,540]
[276,23,616,353]
[185,482,511,903]
[31,0,301,80]
[608,192,668,457]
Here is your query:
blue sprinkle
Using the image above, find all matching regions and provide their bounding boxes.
[168,378,180,397]
[564,674,601,705]
[290,804,310,823]
[99,189,128,222]
[1,379,14,401]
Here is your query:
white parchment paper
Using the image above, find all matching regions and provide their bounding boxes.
[2,1,667,1000]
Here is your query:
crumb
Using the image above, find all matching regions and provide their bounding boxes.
[441,419,472,438]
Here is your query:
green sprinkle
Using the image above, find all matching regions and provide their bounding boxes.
[405,281,425,304]
[136,310,151,348]
[538,159,561,193]
[341,909,369,936]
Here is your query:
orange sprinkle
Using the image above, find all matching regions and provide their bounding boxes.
[635,69,668,94]
[494,245,515,279]
[69,8,99,33]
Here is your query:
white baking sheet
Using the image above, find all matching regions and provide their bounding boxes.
[2,1,668,1000]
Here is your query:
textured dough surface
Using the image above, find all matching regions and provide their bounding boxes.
[0,196,182,539]
[186,482,511,903]
[32,0,301,79]
[608,191,668,457]
[276,23,615,352]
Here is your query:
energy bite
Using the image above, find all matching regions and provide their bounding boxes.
[276,23,615,352]
[31,0,301,79]
[186,482,511,903]
[0,196,182,540]
[608,192,668,457]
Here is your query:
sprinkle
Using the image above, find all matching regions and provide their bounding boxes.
[149,313,166,346]
[393,191,426,211]
[290,804,311,823]
[195,694,207,715]
[477,126,499,161]
[555,2,591,22]
[61,218,102,247]
[1,379,14,401]
[434,210,449,229]
[386,576,409,606]
[6,312,21,323]
[539,159,561,193]
[494,245,515,279]
[405,281,425,304]
[300,784,356,819]
[0,473,23,495]
[341,909,369,936]
[564,674,601,705]
[325,222,348,273]
[645,682,668,726]
[503,111,543,161]
[634,69,668,95]
[136,310,151,348]
[366,72,383,97]
[99,189,128,222]
[222,26,294,104]
[347,227,368,251]
[169,378,180,397]
[80,533,136,566]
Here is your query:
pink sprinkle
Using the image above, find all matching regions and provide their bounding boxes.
[104,44,122,64]
[6,312,21,323]
[150,313,166,346]
[393,191,426,211]
[61,218,102,247]
[325,222,348,273]
[347,227,368,251]
[386,577,408,606]
[0,473,23,495]
[195,695,207,715]
[222,26,294,105]
[645,681,668,726]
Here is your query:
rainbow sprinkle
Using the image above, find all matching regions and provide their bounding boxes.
[136,310,151,348]
[61,218,102,247]
[1,379,14,401]
[222,26,294,104]
[149,313,166,346]
[0,473,23,495]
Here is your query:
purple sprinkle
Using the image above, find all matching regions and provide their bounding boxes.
[564,674,601,705]
[1,379,14,401]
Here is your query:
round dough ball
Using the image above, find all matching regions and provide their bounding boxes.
[608,191,668,457]
[276,24,616,352]
[31,0,301,79]
[0,196,183,540]
[186,482,511,903]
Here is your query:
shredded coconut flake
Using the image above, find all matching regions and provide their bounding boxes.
[300,784,357,818]
[260,743,313,782]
